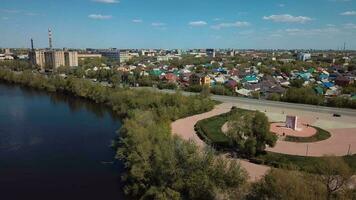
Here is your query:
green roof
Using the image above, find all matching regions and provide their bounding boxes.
[149,69,163,76]
[314,86,324,95]
[244,75,258,82]
[308,68,315,73]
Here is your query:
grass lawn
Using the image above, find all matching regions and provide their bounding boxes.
[194,108,356,173]
[284,126,331,143]
[254,152,356,173]
[195,112,233,148]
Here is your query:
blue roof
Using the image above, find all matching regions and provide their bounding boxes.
[323,82,334,88]
[212,68,225,73]
[319,74,329,79]
[298,72,311,80]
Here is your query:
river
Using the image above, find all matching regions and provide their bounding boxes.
[0,83,126,199]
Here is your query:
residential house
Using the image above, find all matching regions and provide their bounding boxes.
[237,88,251,97]
[335,76,353,87]
[190,73,211,86]
[225,80,238,90]
[243,75,259,84]
[161,73,178,83]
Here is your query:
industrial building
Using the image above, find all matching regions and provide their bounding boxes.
[28,29,78,71]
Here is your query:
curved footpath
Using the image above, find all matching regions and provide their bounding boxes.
[171,103,269,182]
[171,102,356,181]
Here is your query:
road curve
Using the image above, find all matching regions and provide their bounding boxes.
[171,103,270,182]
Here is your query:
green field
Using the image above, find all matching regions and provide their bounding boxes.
[284,126,331,143]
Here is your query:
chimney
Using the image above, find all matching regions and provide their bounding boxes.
[48,28,53,49]
[31,38,34,51]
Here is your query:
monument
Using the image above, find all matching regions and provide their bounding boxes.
[286,115,298,130]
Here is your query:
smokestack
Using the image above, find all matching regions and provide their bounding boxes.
[31,38,34,50]
[48,28,53,49]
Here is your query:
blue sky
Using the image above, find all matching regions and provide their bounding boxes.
[1,0,356,49]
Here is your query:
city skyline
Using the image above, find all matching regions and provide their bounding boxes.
[1,0,356,49]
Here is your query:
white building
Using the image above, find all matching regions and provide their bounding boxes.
[297,53,311,61]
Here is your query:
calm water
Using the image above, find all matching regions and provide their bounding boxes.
[0,83,126,200]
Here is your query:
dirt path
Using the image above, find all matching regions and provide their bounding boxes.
[171,102,356,180]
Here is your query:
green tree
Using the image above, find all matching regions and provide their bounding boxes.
[316,156,352,200]
[247,169,326,200]
[290,78,304,88]
[227,110,276,156]
[200,85,211,98]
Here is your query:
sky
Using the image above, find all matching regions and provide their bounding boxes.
[1,0,356,49]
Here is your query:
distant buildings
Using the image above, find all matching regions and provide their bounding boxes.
[206,49,216,58]
[30,49,78,70]
[98,49,120,60]
[119,51,131,63]
[297,53,312,61]
[0,48,15,61]
[78,53,102,60]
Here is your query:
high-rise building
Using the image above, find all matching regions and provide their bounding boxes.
[29,50,46,69]
[45,51,65,69]
[206,49,216,58]
[98,49,120,60]
[64,51,78,67]
[28,29,79,70]
[119,50,131,63]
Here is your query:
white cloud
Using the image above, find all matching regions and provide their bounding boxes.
[0,9,42,16]
[88,14,112,20]
[26,12,40,16]
[340,11,356,16]
[132,19,143,23]
[0,9,21,13]
[278,4,285,7]
[189,21,208,26]
[263,14,312,23]
[344,23,356,29]
[212,21,250,29]
[151,22,166,27]
[281,27,340,36]
[92,0,119,3]
[329,0,351,2]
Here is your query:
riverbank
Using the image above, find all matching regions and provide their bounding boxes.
[0,68,249,199]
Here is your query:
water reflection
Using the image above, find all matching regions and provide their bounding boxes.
[16,85,118,120]
[0,83,126,200]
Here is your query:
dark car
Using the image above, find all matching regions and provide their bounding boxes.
[333,113,341,117]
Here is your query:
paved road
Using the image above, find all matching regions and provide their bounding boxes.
[149,88,356,117]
